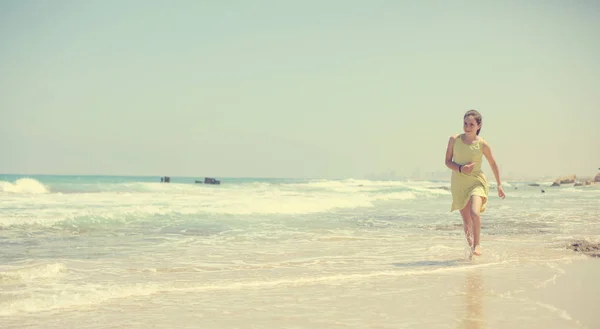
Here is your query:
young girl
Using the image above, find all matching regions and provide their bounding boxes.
[445,110,505,257]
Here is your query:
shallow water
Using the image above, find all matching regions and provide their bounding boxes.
[1,175,598,328]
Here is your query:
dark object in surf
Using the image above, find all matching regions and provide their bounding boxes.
[161,176,170,183]
[196,177,220,185]
[567,240,600,258]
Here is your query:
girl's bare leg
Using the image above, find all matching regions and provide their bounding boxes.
[460,200,474,249]
[469,195,483,255]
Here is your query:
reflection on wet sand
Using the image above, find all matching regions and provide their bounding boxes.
[461,270,485,329]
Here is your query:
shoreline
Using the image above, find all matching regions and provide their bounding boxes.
[526,257,600,329]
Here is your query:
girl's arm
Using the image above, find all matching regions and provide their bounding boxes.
[445,135,461,172]
[482,140,506,198]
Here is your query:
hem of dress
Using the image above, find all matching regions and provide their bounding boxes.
[450,192,488,213]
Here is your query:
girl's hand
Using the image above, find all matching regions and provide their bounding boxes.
[461,162,475,173]
[497,186,506,199]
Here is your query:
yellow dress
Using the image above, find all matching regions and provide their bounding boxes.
[450,134,489,212]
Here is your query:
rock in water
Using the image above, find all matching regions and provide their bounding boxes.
[567,240,600,258]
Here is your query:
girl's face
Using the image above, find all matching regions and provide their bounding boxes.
[463,115,480,134]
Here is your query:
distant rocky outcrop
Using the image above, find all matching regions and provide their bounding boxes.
[548,170,600,187]
[574,179,594,187]
[556,175,576,184]
[205,177,221,185]
[551,174,576,187]
[196,177,221,185]
[567,240,600,258]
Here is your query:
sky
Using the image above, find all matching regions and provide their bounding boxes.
[1,0,599,180]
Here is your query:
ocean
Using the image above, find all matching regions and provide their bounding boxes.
[1,174,599,328]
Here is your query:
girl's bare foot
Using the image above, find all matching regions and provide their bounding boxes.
[473,245,482,256]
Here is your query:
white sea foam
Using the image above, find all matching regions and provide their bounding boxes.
[0,178,596,230]
[371,191,417,201]
[0,179,452,227]
[0,263,67,283]
[0,281,164,316]
[0,259,509,317]
[0,178,49,194]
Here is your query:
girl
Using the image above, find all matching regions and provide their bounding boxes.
[445,110,505,257]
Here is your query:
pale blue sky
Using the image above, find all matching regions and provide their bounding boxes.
[1,0,599,179]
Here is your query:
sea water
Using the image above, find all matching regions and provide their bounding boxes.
[1,174,599,328]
